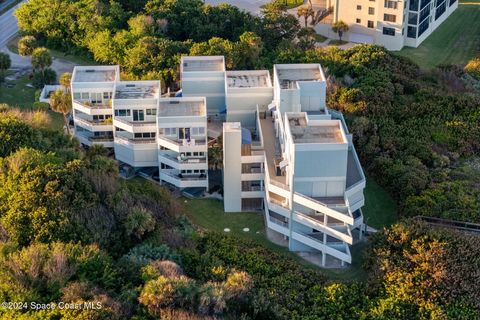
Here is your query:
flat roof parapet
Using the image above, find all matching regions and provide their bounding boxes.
[158,97,206,117]
[274,64,325,90]
[114,81,160,99]
[72,65,119,83]
[181,56,226,73]
[286,113,346,144]
[226,70,272,88]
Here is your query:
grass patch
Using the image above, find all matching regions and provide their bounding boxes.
[328,39,348,46]
[0,73,64,130]
[7,36,96,66]
[363,177,398,230]
[182,197,368,281]
[315,34,328,42]
[396,4,480,69]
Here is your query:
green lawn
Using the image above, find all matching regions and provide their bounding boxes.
[396,3,480,69]
[363,177,397,230]
[182,197,368,281]
[0,73,64,129]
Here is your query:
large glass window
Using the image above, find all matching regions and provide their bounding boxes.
[382,27,396,36]
[81,92,89,100]
[420,0,431,9]
[435,2,446,19]
[91,92,102,104]
[114,109,131,117]
[409,0,419,11]
[419,5,431,23]
[407,26,417,38]
[449,0,456,6]
[408,12,418,24]
[73,92,81,100]
[418,18,429,37]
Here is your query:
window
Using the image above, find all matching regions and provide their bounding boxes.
[384,13,396,22]
[103,92,112,99]
[418,17,429,36]
[146,108,157,115]
[408,12,418,24]
[367,20,375,28]
[134,132,156,139]
[420,0,431,10]
[164,128,177,136]
[114,109,131,117]
[382,27,396,36]
[368,7,375,14]
[407,26,417,38]
[409,0,419,10]
[73,92,81,100]
[91,92,102,104]
[449,0,456,6]
[356,5,362,9]
[435,1,446,19]
[384,0,398,8]
[356,18,361,23]
[81,92,89,100]
[419,5,430,23]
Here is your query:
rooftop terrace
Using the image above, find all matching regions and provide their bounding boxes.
[226,70,271,88]
[287,114,345,144]
[181,56,225,72]
[275,65,323,89]
[158,98,206,117]
[115,82,159,99]
[72,67,118,83]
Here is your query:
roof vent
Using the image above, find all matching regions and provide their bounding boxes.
[85,69,95,73]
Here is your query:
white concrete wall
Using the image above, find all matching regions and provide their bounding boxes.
[223,123,242,212]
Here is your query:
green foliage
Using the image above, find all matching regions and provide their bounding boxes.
[32,101,50,111]
[0,52,11,82]
[465,57,480,79]
[32,67,57,89]
[31,47,52,71]
[331,20,349,41]
[18,35,38,56]
[364,221,480,319]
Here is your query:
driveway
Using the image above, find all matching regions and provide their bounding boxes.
[204,0,271,15]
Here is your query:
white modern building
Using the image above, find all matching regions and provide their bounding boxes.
[72,57,367,267]
[223,63,366,267]
[71,65,120,148]
[313,0,458,50]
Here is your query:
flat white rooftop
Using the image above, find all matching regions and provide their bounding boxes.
[226,70,271,88]
[72,66,118,83]
[158,98,206,117]
[181,56,225,72]
[287,114,345,144]
[275,64,324,89]
[115,81,160,99]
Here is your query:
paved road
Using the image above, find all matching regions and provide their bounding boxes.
[0,0,23,48]
[205,0,271,15]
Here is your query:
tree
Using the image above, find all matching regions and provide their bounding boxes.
[18,35,38,56]
[297,27,317,50]
[49,89,72,134]
[0,52,11,82]
[332,20,349,42]
[59,72,72,93]
[32,67,57,88]
[31,47,52,76]
[297,6,313,28]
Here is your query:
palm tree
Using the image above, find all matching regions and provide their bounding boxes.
[49,89,72,134]
[59,72,72,93]
[208,135,223,170]
[332,20,349,42]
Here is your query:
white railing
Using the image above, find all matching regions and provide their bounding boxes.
[73,100,111,109]
[114,117,156,126]
[115,135,156,144]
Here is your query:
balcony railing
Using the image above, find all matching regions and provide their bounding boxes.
[75,117,113,126]
[162,171,207,181]
[74,100,111,109]
[160,153,206,164]
[114,117,156,126]
[115,135,156,144]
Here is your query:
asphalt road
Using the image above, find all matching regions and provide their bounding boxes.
[0,0,24,48]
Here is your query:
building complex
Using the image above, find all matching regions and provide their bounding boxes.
[316,0,458,50]
[71,56,366,267]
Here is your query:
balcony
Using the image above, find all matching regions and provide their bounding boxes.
[73,100,112,115]
[158,136,207,153]
[114,135,157,149]
[113,117,157,133]
[160,171,208,188]
[74,117,113,132]
[76,135,114,148]
[158,153,207,170]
